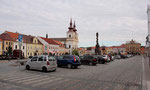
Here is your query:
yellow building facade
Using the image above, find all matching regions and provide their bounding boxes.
[3,40,14,54]
[0,39,2,55]
[26,37,43,58]
[125,39,141,54]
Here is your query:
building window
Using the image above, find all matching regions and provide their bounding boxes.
[15,45,17,49]
[6,42,8,45]
[6,47,7,50]
[69,45,71,48]
[23,46,25,50]
[9,42,10,45]
[69,35,71,38]
[28,52,29,55]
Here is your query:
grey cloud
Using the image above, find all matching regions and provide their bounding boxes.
[0,0,149,47]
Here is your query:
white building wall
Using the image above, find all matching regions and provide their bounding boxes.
[13,42,27,58]
[37,37,49,53]
[48,44,59,55]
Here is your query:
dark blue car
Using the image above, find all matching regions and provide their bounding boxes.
[56,55,81,69]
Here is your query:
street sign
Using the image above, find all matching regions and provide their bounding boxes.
[18,35,23,42]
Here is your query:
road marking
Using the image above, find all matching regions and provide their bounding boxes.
[9,75,43,82]
[23,77,55,85]
[43,79,71,88]
[52,80,80,89]
[2,74,41,81]
[16,76,50,84]
[32,78,63,87]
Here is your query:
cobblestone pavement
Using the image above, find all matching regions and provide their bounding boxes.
[0,56,143,90]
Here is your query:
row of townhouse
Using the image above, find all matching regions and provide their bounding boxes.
[78,45,126,56]
[79,39,143,56]
[0,31,69,58]
[0,19,79,58]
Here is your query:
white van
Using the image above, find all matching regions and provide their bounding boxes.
[25,55,57,72]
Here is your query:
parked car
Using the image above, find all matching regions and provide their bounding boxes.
[103,55,111,62]
[25,55,57,72]
[111,56,115,61]
[56,55,81,69]
[115,55,121,59]
[120,54,126,59]
[80,55,97,65]
[94,55,105,64]
[126,54,132,58]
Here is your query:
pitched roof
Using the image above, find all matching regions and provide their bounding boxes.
[5,31,19,40]
[21,35,42,44]
[0,33,14,41]
[2,31,42,44]
[41,37,59,45]
[53,40,64,47]
[51,38,67,41]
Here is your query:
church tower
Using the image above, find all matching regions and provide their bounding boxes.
[66,18,78,54]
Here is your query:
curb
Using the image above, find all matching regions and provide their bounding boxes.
[142,56,150,90]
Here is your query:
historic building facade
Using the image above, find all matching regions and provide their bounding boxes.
[0,31,43,58]
[125,39,141,54]
[0,32,14,55]
[0,39,2,55]
[52,19,78,54]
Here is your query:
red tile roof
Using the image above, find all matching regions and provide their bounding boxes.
[2,31,42,44]
[41,37,59,45]
[6,31,19,40]
[53,40,64,47]
[0,38,2,41]
[0,33,14,41]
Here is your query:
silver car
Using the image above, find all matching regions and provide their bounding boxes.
[25,55,57,72]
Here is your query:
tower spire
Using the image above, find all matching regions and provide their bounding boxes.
[68,18,73,30]
[73,21,77,32]
[73,21,76,28]
[70,18,72,26]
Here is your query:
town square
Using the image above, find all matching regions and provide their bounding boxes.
[0,0,150,90]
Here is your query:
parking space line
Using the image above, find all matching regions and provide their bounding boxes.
[2,73,41,81]
[9,75,43,82]
[43,79,71,88]
[16,76,51,84]
[23,77,55,85]
[32,78,63,87]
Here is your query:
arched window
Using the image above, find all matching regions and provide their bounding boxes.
[15,45,17,49]
[69,45,71,48]
[69,34,71,38]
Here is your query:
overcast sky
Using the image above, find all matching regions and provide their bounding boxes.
[0,0,149,47]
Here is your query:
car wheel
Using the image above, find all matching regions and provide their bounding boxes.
[26,65,30,70]
[67,63,72,69]
[74,66,78,69]
[102,61,105,64]
[53,69,56,72]
[89,62,93,66]
[42,67,47,72]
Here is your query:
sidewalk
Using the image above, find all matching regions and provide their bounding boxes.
[143,56,150,90]
[0,59,28,66]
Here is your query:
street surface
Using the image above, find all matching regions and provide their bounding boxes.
[0,56,143,90]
